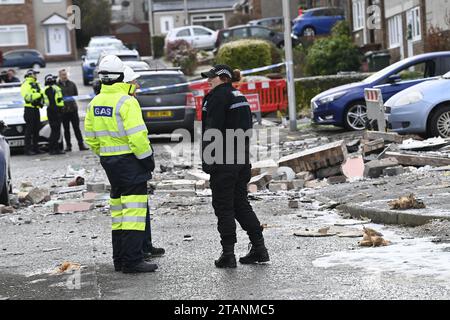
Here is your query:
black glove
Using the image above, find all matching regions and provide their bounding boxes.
[57,97,63,103]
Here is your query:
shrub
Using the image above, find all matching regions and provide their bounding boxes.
[216,39,272,73]
[152,35,165,58]
[305,21,362,76]
[165,39,198,76]
[295,73,372,114]
[227,13,252,28]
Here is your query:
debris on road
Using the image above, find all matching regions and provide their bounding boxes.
[69,176,85,187]
[359,227,391,247]
[54,261,81,274]
[54,201,95,214]
[388,194,426,210]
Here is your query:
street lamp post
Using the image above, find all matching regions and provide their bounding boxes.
[184,0,189,26]
[282,0,298,131]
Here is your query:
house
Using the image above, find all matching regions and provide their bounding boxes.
[350,0,450,62]
[149,0,236,35]
[109,0,152,55]
[0,0,77,61]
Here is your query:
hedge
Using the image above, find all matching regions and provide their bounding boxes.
[215,39,272,73]
[152,35,165,58]
[294,73,372,114]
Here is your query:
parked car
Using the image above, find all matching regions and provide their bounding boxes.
[87,36,126,49]
[248,17,283,30]
[81,48,108,86]
[123,60,150,71]
[0,49,46,69]
[292,7,345,37]
[215,25,285,49]
[386,70,450,138]
[0,121,11,205]
[134,69,195,135]
[92,49,141,83]
[311,52,450,131]
[0,84,51,149]
[165,26,217,50]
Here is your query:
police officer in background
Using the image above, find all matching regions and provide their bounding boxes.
[84,55,158,273]
[201,64,270,268]
[21,69,44,156]
[44,74,65,155]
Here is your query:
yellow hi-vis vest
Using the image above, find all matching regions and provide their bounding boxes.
[44,84,65,108]
[20,77,44,108]
[84,82,153,159]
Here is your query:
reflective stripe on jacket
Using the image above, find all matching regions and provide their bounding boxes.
[20,78,44,108]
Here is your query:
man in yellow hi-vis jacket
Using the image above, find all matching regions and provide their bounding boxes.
[84,55,157,274]
[20,69,44,156]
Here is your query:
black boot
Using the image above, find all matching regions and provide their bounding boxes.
[79,144,89,151]
[239,242,270,265]
[122,261,158,274]
[114,261,122,272]
[144,246,166,260]
[215,245,236,269]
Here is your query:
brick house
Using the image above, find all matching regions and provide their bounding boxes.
[349,0,450,62]
[0,0,77,62]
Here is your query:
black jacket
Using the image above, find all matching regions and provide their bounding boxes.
[58,80,79,113]
[201,83,252,173]
[44,86,61,120]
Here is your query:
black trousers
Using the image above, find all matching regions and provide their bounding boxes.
[62,111,84,148]
[111,182,148,268]
[24,107,41,152]
[48,114,62,152]
[210,164,264,247]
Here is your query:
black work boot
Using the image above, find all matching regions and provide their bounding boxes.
[122,261,158,274]
[215,245,237,269]
[144,246,166,260]
[239,242,270,265]
[114,261,122,272]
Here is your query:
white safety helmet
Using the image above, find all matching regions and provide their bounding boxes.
[98,55,125,83]
[123,66,140,83]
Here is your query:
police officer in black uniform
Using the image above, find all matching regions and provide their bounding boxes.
[201,64,270,268]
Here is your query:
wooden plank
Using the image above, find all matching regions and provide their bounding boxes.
[384,152,450,167]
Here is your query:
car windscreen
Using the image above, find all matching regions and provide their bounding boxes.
[136,74,188,95]
[362,57,420,83]
[86,51,102,60]
[0,91,23,108]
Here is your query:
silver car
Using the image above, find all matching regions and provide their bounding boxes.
[0,121,11,205]
[385,71,450,138]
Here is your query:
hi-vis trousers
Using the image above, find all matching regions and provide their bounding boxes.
[110,182,149,268]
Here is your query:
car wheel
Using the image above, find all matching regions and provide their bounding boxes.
[302,27,316,37]
[344,102,368,131]
[32,63,41,70]
[429,105,450,138]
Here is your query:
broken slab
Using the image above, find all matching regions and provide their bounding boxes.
[248,172,272,191]
[364,157,399,178]
[289,200,299,208]
[327,175,347,185]
[278,140,348,173]
[383,152,450,167]
[292,179,305,190]
[251,159,278,177]
[294,229,337,237]
[24,187,50,204]
[0,205,14,214]
[304,179,329,189]
[341,156,365,179]
[296,171,315,181]
[184,170,210,182]
[154,190,197,197]
[364,131,404,144]
[54,201,95,214]
[316,165,342,179]
[362,138,385,155]
[268,181,294,192]
[87,183,106,193]
[156,180,197,191]
[383,166,405,177]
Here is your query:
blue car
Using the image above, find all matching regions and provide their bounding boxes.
[1,49,46,69]
[311,52,450,131]
[292,7,345,37]
[81,48,104,86]
[386,71,450,138]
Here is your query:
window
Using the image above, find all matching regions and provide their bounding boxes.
[388,15,402,48]
[177,29,191,37]
[191,14,225,30]
[0,0,25,4]
[250,27,271,38]
[353,0,365,30]
[0,25,28,46]
[437,57,450,75]
[388,60,435,83]
[193,28,211,36]
[232,28,248,38]
[408,7,421,41]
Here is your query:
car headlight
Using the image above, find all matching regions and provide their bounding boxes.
[291,33,299,40]
[393,91,423,107]
[319,91,348,104]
